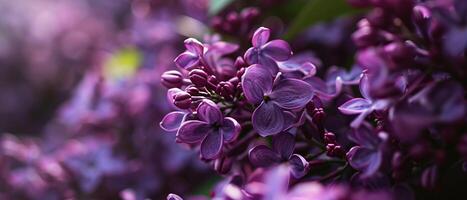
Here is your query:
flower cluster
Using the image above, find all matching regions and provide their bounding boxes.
[161,1,467,199]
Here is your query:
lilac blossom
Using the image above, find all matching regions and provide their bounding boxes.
[242,64,314,136]
[338,73,390,128]
[176,99,241,159]
[244,27,293,75]
[249,132,310,178]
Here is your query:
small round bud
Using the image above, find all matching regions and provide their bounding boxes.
[173,91,191,109]
[228,77,240,87]
[161,70,183,88]
[189,69,209,87]
[324,132,336,144]
[241,7,260,22]
[234,56,248,70]
[207,75,219,91]
[312,108,326,125]
[217,81,235,98]
[214,156,233,174]
[185,85,200,96]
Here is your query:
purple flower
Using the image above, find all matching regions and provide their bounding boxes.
[160,88,192,132]
[176,100,241,159]
[338,73,389,128]
[242,64,314,136]
[244,27,293,75]
[249,132,310,178]
[346,123,386,178]
[174,38,205,70]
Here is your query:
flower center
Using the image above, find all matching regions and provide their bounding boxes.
[263,95,271,102]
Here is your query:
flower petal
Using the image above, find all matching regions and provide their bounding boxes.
[289,154,310,179]
[160,111,187,132]
[197,100,222,124]
[248,145,281,167]
[252,102,285,137]
[174,51,199,69]
[176,120,210,143]
[221,117,241,142]
[348,123,380,148]
[270,79,314,110]
[272,132,295,160]
[242,64,273,105]
[338,98,372,115]
[184,38,204,55]
[262,40,292,61]
[347,146,382,178]
[252,27,270,47]
[200,131,223,159]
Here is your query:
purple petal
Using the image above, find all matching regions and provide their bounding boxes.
[174,51,199,69]
[242,64,273,105]
[248,145,281,167]
[303,76,336,101]
[167,194,184,200]
[184,38,204,55]
[252,102,285,137]
[272,132,295,160]
[176,120,210,143]
[270,79,314,110]
[348,123,380,148]
[167,88,184,108]
[359,73,371,100]
[208,41,239,55]
[244,48,279,75]
[221,117,241,143]
[160,111,187,132]
[338,98,372,115]
[350,110,372,128]
[197,100,222,124]
[289,154,310,179]
[200,131,223,159]
[252,27,270,47]
[262,40,292,61]
[347,146,382,178]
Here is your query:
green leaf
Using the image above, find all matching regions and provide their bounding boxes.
[104,47,141,80]
[284,0,364,40]
[209,0,235,15]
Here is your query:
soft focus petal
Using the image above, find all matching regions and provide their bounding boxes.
[197,100,222,124]
[270,79,314,110]
[262,40,293,61]
[347,146,382,177]
[289,154,310,179]
[350,110,372,128]
[242,64,273,105]
[184,38,204,55]
[359,73,371,100]
[174,51,199,69]
[200,131,223,159]
[272,132,295,160]
[252,27,270,47]
[338,98,372,115]
[167,193,184,200]
[221,117,241,143]
[160,111,187,132]
[248,145,281,167]
[252,102,285,137]
[207,41,239,56]
[176,120,210,143]
[303,76,336,101]
[348,123,380,148]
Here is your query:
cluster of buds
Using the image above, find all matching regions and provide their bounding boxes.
[211,7,260,36]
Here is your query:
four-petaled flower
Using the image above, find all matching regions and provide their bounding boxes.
[176,99,241,159]
[174,38,205,70]
[338,72,389,128]
[249,132,310,178]
[346,123,386,178]
[242,64,314,136]
[244,27,293,75]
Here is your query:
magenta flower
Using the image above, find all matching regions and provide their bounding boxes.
[174,38,205,70]
[249,132,310,178]
[176,100,241,159]
[242,64,314,136]
[338,73,389,128]
[244,27,293,75]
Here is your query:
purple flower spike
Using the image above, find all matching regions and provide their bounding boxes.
[242,65,314,136]
[176,100,241,159]
[244,27,293,75]
[248,133,310,178]
[174,38,205,70]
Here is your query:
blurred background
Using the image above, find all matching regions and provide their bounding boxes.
[0,0,360,199]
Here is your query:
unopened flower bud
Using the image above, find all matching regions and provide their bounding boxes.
[185,85,200,96]
[214,156,233,174]
[421,165,438,190]
[161,70,183,88]
[207,75,219,91]
[312,108,326,125]
[413,5,431,27]
[234,56,248,70]
[241,7,260,22]
[324,132,336,144]
[189,69,209,87]
[228,77,240,87]
[173,92,191,109]
[217,81,235,98]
